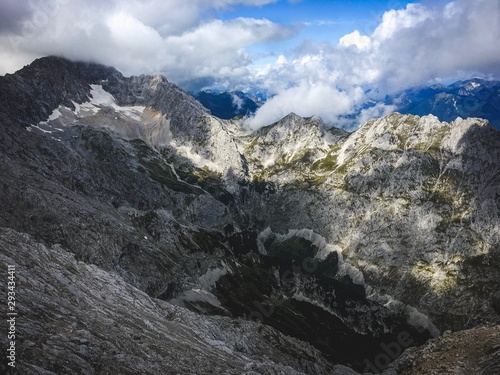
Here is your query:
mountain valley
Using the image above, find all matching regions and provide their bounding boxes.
[0,56,499,374]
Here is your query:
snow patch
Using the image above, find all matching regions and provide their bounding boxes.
[256,227,366,286]
[48,108,62,121]
[28,124,54,134]
[256,227,273,255]
[198,264,230,290]
[74,85,146,121]
[37,107,63,126]
[405,306,440,337]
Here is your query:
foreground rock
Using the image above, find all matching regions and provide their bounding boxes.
[386,324,500,374]
[0,227,333,375]
[0,56,499,373]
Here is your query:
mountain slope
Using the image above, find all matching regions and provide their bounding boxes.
[1,227,341,375]
[240,112,500,330]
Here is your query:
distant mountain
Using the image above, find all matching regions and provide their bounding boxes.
[388,78,500,129]
[193,90,259,119]
[194,79,500,130]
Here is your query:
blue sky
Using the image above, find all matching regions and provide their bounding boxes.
[218,0,415,62]
[0,0,498,128]
[220,0,403,36]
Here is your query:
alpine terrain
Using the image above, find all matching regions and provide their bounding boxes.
[0,56,499,375]
[387,79,500,130]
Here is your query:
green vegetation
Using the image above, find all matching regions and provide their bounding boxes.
[311,151,339,172]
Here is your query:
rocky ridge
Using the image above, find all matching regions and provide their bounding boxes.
[388,78,500,129]
[0,56,499,374]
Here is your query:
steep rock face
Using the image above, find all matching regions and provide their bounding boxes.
[385,324,500,374]
[1,57,499,374]
[241,113,348,184]
[1,56,245,180]
[0,56,119,125]
[0,111,229,297]
[0,227,335,375]
[101,74,247,179]
[240,113,500,330]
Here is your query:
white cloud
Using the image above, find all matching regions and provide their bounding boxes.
[0,0,294,83]
[247,0,500,128]
[246,81,360,128]
[372,3,431,41]
[339,30,371,50]
[160,17,295,84]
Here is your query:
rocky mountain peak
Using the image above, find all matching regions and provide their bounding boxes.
[0,56,209,132]
[0,56,121,124]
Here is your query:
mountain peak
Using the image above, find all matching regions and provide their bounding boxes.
[0,56,121,124]
[282,112,302,121]
[0,56,210,130]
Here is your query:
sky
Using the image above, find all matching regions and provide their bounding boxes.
[0,0,499,128]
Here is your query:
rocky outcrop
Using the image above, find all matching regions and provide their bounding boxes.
[385,324,500,375]
[0,56,119,125]
[240,113,500,331]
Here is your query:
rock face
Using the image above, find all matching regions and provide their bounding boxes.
[0,227,334,375]
[0,56,499,374]
[239,113,500,331]
[385,324,500,375]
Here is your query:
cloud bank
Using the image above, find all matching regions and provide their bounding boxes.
[0,0,294,83]
[247,0,500,127]
[0,0,499,129]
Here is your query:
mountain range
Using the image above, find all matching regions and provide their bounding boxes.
[194,79,500,130]
[0,56,499,375]
[387,79,500,129]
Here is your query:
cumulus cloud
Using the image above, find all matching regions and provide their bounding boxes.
[0,0,293,85]
[245,0,500,127]
[162,17,296,84]
[338,30,371,50]
[247,81,362,128]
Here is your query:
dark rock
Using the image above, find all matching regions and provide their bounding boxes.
[493,291,500,314]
